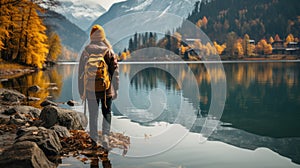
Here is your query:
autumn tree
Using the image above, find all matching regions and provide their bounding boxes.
[234,38,244,57]
[285,33,295,47]
[225,32,238,56]
[0,0,12,51]
[119,48,130,61]
[274,34,282,42]
[242,34,250,56]
[256,39,272,55]
[269,36,274,44]
[213,41,226,55]
[0,0,60,68]
[242,34,254,56]
[19,1,49,68]
[196,16,208,29]
[47,32,62,62]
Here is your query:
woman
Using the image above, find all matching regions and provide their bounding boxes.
[78,25,119,148]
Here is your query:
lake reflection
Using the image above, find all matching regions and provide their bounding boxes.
[2,62,300,167]
[115,62,300,164]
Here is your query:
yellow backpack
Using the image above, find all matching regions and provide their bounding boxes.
[83,51,111,93]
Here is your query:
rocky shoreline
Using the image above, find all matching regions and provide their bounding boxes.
[0,88,130,168]
[0,68,36,81]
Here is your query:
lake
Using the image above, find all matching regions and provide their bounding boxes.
[2,61,300,168]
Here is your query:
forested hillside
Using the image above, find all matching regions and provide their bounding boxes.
[122,0,300,60]
[188,0,300,42]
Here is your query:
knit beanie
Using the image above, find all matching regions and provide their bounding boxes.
[90,24,106,42]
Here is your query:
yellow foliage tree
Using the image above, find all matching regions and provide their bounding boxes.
[47,32,62,62]
[213,41,226,55]
[0,0,12,51]
[196,16,208,28]
[269,36,274,44]
[120,52,128,61]
[285,33,295,47]
[234,38,244,57]
[256,39,272,55]
[0,0,53,69]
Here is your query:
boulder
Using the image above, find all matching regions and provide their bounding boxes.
[4,106,41,125]
[39,106,58,128]
[40,106,87,130]
[16,126,62,156]
[0,141,56,168]
[51,125,71,138]
[57,108,87,130]
[4,106,41,118]
[0,88,26,103]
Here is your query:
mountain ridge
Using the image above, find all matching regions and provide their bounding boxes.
[52,0,106,31]
[90,0,200,32]
[42,10,88,52]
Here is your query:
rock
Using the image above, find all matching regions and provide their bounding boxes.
[28,85,41,93]
[66,100,76,106]
[4,106,41,125]
[0,141,56,168]
[9,115,27,125]
[40,100,57,107]
[16,126,62,156]
[40,106,59,128]
[0,88,26,103]
[51,125,71,138]
[0,105,9,114]
[5,106,41,118]
[57,108,87,130]
[39,106,87,130]
[77,112,88,129]
[3,108,17,115]
[0,117,9,125]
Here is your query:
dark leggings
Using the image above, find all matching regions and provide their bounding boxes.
[87,97,112,141]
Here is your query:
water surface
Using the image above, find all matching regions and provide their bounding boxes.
[2,62,300,168]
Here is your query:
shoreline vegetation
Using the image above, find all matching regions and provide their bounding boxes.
[0,88,130,168]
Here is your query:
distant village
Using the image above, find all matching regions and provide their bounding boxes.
[181,38,300,60]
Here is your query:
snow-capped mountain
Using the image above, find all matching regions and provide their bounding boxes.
[91,0,200,30]
[53,0,106,30]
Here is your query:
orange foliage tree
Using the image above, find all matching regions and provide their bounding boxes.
[0,0,60,68]
[213,41,226,55]
[256,39,272,55]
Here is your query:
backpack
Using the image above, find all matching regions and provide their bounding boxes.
[83,51,111,94]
